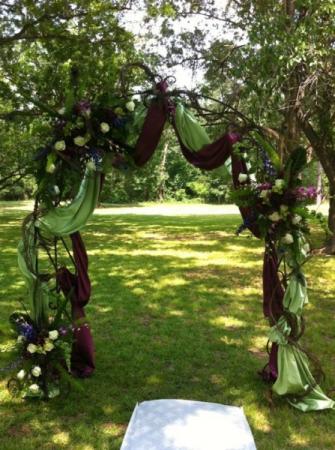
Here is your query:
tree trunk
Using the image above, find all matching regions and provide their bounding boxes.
[157,142,169,202]
[316,161,323,207]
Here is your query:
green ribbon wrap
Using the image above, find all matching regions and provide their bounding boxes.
[269,235,334,411]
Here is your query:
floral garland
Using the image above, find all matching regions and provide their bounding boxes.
[5,96,143,399]
[7,312,73,399]
[35,97,141,208]
[231,142,318,244]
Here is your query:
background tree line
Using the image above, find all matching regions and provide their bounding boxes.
[0,1,333,243]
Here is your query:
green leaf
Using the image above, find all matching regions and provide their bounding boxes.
[253,131,282,171]
[284,147,307,181]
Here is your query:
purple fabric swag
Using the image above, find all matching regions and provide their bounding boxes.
[56,231,95,377]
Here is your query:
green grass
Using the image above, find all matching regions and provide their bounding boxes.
[0,202,334,450]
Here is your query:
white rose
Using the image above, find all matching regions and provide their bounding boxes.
[29,384,40,394]
[292,214,302,225]
[282,233,294,244]
[259,190,269,199]
[74,136,87,147]
[58,107,66,115]
[238,173,248,183]
[54,140,66,152]
[48,330,59,341]
[280,205,288,214]
[17,369,25,380]
[100,122,110,133]
[17,335,25,344]
[44,340,54,352]
[31,366,42,377]
[268,212,281,222]
[86,160,96,171]
[275,179,285,189]
[27,343,37,354]
[53,185,60,196]
[125,100,135,112]
[46,163,56,174]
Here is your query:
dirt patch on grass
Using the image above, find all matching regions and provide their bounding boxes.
[6,424,33,437]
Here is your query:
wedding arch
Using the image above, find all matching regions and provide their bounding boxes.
[7,65,334,412]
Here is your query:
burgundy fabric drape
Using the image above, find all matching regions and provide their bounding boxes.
[56,231,95,377]
[174,128,236,170]
[133,100,168,166]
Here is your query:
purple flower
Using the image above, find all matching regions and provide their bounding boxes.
[258,183,272,190]
[19,323,36,342]
[75,100,91,117]
[294,186,318,201]
[59,326,68,336]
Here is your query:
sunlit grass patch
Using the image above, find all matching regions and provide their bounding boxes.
[0,202,334,450]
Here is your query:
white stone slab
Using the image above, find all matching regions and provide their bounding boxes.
[121,399,257,450]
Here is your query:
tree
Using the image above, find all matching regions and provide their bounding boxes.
[142,0,335,250]
[0,0,138,194]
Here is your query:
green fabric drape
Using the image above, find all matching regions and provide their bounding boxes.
[174,103,211,152]
[37,168,100,236]
[269,235,334,411]
[17,221,49,326]
[18,168,100,326]
[274,345,334,412]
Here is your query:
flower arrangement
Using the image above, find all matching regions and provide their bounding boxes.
[35,96,142,208]
[7,311,73,399]
[231,141,319,253]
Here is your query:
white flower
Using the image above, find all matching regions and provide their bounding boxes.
[31,366,42,377]
[74,136,86,147]
[27,343,37,354]
[86,160,96,171]
[303,242,310,253]
[17,335,25,344]
[44,340,54,352]
[275,179,285,189]
[292,214,302,225]
[282,233,294,244]
[29,384,40,394]
[17,369,25,380]
[48,330,59,341]
[46,163,56,174]
[58,107,66,115]
[100,122,110,133]
[54,140,66,152]
[238,173,248,183]
[53,185,60,196]
[125,100,135,112]
[272,178,286,193]
[259,190,269,199]
[268,212,281,222]
[280,205,288,214]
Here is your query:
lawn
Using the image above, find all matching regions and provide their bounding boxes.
[0,202,334,450]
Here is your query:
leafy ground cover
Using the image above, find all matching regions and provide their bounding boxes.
[0,202,334,450]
